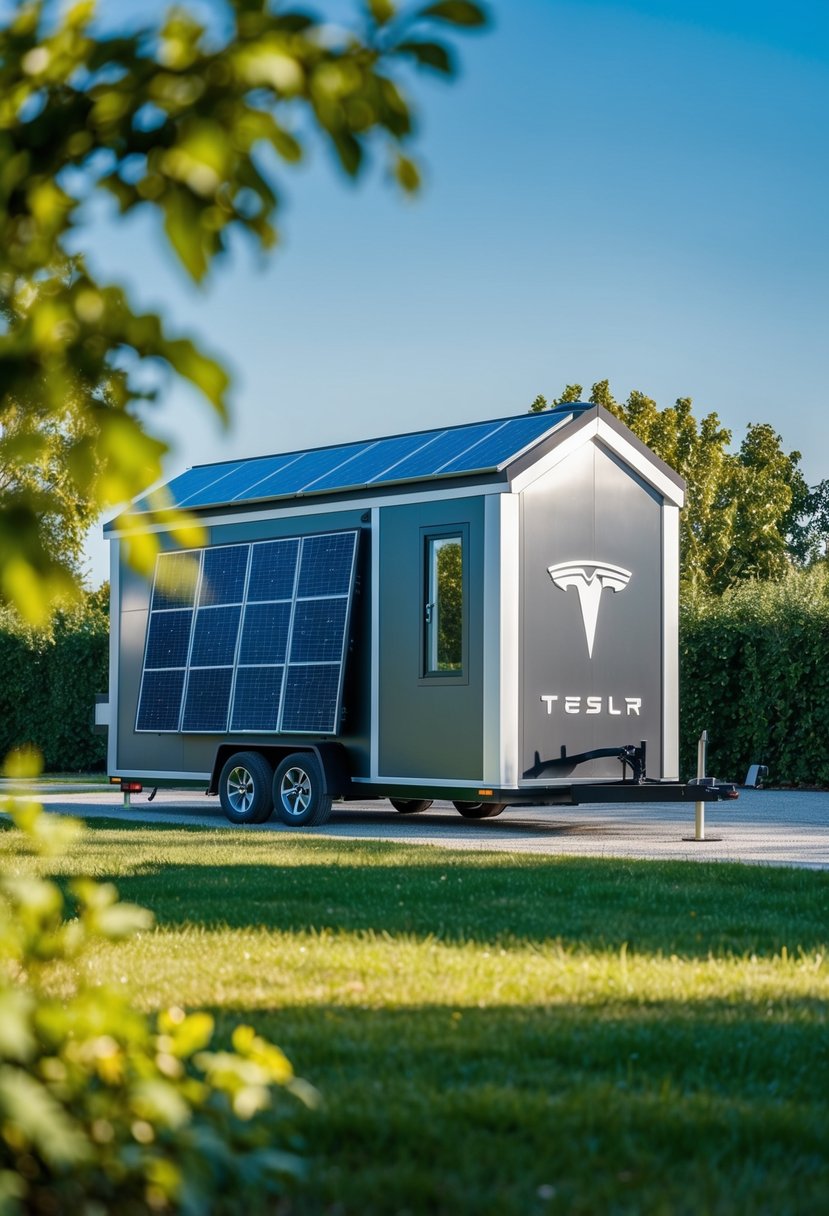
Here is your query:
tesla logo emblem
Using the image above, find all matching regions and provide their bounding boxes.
[547,561,632,658]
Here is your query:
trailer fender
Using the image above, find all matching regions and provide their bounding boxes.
[209,742,350,799]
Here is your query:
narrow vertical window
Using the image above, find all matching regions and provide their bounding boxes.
[425,533,463,675]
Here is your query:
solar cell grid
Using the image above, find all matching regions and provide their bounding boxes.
[133,464,244,514]
[176,462,259,509]
[230,666,284,732]
[201,455,300,504]
[238,601,291,665]
[144,610,192,669]
[247,539,299,601]
[439,410,572,473]
[290,599,348,663]
[151,552,200,610]
[181,668,234,732]
[136,669,186,732]
[233,443,367,502]
[369,421,499,484]
[136,529,358,735]
[306,431,434,492]
[198,545,249,606]
[297,532,356,597]
[125,410,593,516]
[281,664,340,733]
[190,605,242,667]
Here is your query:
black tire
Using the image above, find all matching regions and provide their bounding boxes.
[453,800,507,819]
[390,798,433,814]
[273,752,332,827]
[218,751,274,824]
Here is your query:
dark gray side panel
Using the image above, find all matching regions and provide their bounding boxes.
[378,497,484,780]
[520,441,664,782]
[114,508,371,777]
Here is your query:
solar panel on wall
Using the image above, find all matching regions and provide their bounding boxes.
[134,530,359,736]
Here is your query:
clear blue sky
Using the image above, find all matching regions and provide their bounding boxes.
[82,0,829,584]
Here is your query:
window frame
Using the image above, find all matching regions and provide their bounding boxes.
[419,524,468,683]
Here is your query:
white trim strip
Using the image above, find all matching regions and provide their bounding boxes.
[107,540,121,774]
[499,493,520,786]
[370,507,380,781]
[482,495,501,785]
[662,504,680,780]
[110,769,212,782]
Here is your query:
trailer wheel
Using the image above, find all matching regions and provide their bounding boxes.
[390,799,433,814]
[273,753,332,827]
[219,752,274,824]
[453,800,507,819]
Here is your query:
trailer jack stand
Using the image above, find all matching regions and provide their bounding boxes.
[683,731,722,842]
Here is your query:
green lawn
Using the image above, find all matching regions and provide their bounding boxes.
[3,820,828,1214]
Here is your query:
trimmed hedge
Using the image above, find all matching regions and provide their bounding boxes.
[0,592,108,771]
[680,566,829,786]
[3,570,827,785]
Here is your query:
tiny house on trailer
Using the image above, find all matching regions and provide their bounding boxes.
[104,403,734,826]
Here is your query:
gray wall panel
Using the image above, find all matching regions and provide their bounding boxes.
[378,497,484,780]
[520,440,664,782]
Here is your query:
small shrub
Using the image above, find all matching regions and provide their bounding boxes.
[0,758,315,1214]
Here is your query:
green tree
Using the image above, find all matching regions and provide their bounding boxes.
[533,380,813,594]
[0,0,488,621]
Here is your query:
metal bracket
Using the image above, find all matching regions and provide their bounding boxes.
[523,740,647,783]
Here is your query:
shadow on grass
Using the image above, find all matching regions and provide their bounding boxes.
[204,1002,829,1216]
[106,851,829,958]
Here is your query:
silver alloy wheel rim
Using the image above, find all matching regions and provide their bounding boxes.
[227,766,255,814]
[280,766,311,817]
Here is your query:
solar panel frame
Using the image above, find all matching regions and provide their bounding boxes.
[230,665,285,732]
[276,530,358,734]
[135,669,187,732]
[438,410,573,474]
[135,531,359,736]
[231,444,369,503]
[132,463,246,514]
[181,667,235,733]
[305,430,441,493]
[122,409,594,518]
[368,421,501,485]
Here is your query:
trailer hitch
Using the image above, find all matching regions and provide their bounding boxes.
[524,741,647,783]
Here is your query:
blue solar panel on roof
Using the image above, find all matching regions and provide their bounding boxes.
[205,454,301,504]
[247,539,299,601]
[298,532,356,597]
[281,664,341,733]
[230,666,284,732]
[306,431,437,492]
[369,421,499,484]
[133,463,244,513]
[199,545,249,606]
[174,462,248,507]
[181,668,233,732]
[439,410,572,473]
[121,408,595,519]
[136,669,186,732]
[233,443,368,502]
